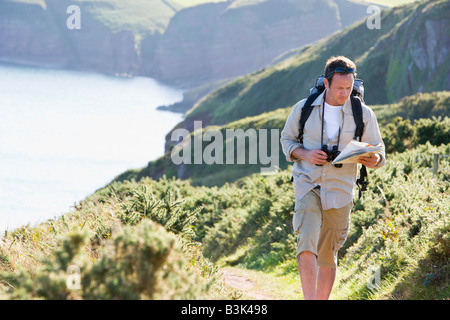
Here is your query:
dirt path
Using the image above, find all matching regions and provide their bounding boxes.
[219,268,276,300]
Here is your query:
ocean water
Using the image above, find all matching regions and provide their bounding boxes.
[0,64,184,233]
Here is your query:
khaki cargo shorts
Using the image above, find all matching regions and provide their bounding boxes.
[293,187,352,269]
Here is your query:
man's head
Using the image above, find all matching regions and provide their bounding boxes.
[323,56,356,106]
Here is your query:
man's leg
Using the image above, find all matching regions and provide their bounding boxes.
[297,251,317,300]
[293,188,322,300]
[315,202,352,300]
[316,266,336,300]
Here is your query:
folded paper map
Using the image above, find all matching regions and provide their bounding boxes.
[332,140,383,164]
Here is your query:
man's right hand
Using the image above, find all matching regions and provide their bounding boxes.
[291,148,328,166]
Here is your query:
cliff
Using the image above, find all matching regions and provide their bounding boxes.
[155,0,450,174]
[152,0,370,87]
[167,0,450,145]
[0,1,71,69]
[0,0,371,85]
[0,0,174,76]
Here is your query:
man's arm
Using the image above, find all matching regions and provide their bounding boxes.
[280,101,304,162]
[291,147,328,166]
[357,107,386,169]
[357,152,381,168]
[281,100,328,165]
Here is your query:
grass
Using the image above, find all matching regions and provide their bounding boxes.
[118,91,450,188]
[0,141,448,299]
[75,0,175,35]
[183,0,449,130]
[1,0,449,300]
[0,184,229,299]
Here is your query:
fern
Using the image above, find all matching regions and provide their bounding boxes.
[119,185,200,241]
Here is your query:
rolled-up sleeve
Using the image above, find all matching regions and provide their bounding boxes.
[280,100,305,162]
[362,106,386,168]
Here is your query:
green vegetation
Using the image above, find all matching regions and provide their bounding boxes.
[1,89,449,299]
[118,91,450,187]
[184,0,449,127]
[1,0,448,300]
[335,142,449,299]
[0,181,233,299]
[1,142,448,299]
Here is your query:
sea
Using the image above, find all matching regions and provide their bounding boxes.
[0,64,184,234]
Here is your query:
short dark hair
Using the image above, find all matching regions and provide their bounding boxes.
[324,56,356,84]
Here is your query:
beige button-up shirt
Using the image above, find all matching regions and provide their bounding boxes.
[280,90,386,210]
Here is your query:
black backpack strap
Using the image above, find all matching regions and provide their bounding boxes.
[356,165,368,199]
[350,95,368,199]
[351,95,364,141]
[292,92,320,182]
[298,92,321,143]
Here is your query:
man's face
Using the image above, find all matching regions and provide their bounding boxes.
[324,73,354,106]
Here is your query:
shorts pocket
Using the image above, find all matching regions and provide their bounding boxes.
[292,198,303,233]
[333,222,350,251]
[292,211,304,234]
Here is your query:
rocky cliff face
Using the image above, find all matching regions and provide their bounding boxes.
[0,0,370,85]
[0,1,72,68]
[0,0,139,76]
[407,18,450,95]
[44,0,140,76]
[152,0,369,87]
[162,0,450,153]
[378,0,450,102]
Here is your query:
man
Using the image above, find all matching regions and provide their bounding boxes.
[280,56,385,300]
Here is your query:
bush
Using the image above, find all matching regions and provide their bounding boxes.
[0,221,216,299]
[0,177,225,300]
[381,116,450,153]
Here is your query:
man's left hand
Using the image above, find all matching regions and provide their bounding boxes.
[357,153,380,168]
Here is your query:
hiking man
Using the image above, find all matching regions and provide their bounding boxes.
[280,56,385,300]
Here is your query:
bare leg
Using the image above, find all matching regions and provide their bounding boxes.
[297,251,317,300]
[316,266,336,300]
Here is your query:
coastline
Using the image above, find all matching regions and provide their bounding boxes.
[0,64,184,235]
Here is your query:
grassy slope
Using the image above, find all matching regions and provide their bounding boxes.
[1,0,448,300]
[116,91,450,187]
[0,89,448,299]
[77,0,228,35]
[184,0,449,127]
[5,0,424,57]
[0,178,233,299]
[1,141,448,299]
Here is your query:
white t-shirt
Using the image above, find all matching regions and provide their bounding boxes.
[324,102,343,142]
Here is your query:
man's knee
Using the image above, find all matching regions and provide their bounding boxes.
[297,250,317,262]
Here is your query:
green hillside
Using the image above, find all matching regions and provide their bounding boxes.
[0,140,448,299]
[181,0,449,128]
[0,0,449,301]
[118,91,450,187]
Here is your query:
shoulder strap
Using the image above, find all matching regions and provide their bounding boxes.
[351,95,364,141]
[298,92,321,143]
[299,93,364,143]
[350,95,368,199]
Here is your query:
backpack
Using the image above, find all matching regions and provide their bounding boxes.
[296,75,368,199]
